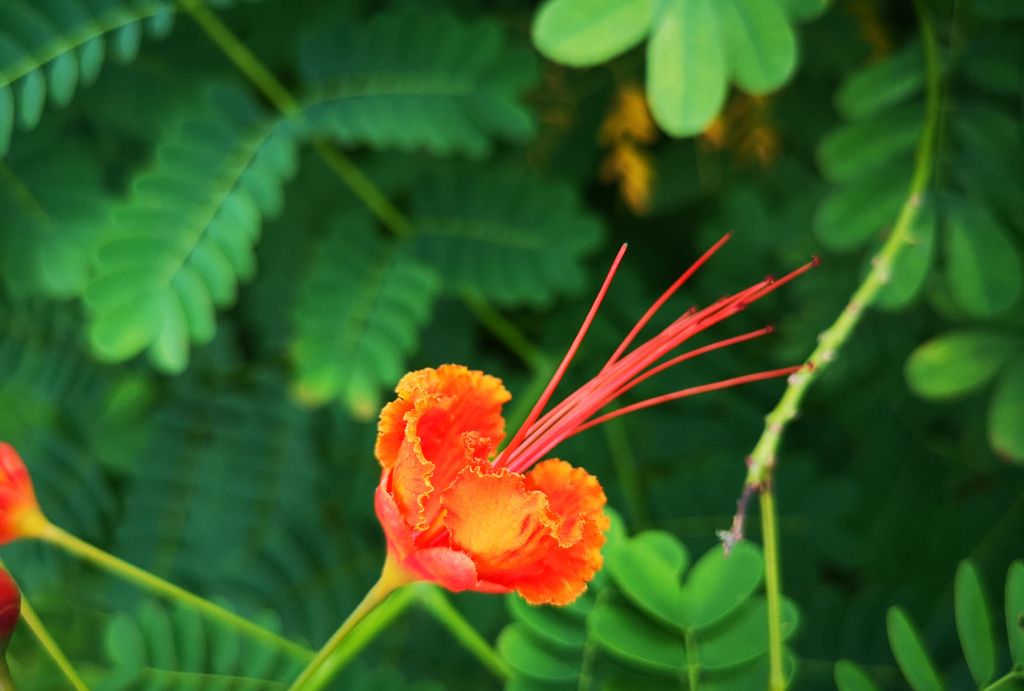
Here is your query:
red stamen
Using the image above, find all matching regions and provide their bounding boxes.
[603,233,732,370]
[495,236,817,475]
[576,366,803,432]
[499,243,628,463]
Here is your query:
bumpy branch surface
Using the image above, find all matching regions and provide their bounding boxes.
[730,2,943,689]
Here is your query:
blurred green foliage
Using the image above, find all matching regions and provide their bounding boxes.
[0,0,1022,689]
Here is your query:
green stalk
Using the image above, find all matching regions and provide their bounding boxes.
[760,491,785,691]
[415,587,509,680]
[984,670,1024,691]
[36,522,312,663]
[16,591,89,690]
[286,556,410,691]
[738,3,942,688]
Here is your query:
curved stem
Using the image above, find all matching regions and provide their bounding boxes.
[734,2,942,688]
[0,661,13,691]
[760,490,785,691]
[286,555,410,691]
[36,522,312,664]
[15,590,89,690]
[415,587,509,680]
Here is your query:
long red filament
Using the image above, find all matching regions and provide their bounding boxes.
[499,244,629,463]
[494,237,816,474]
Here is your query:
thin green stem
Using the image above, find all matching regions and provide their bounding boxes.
[684,629,700,690]
[602,419,649,530]
[984,670,1024,691]
[744,0,941,490]
[15,590,89,690]
[760,490,785,691]
[734,4,942,688]
[461,292,549,373]
[36,522,312,663]
[300,585,418,690]
[415,587,509,680]
[286,556,410,691]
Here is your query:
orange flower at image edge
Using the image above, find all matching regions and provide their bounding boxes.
[374,238,816,606]
[0,443,47,545]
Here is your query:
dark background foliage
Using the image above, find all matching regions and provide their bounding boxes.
[0,0,1021,688]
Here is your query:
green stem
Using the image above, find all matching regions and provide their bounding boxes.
[301,585,418,689]
[760,490,785,691]
[684,629,701,690]
[0,661,13,691]
[36,522,312,664]
[15,590,89,690]
[744,0,941,490]
[984,670,1024,691]
[287,556,410,691]
[461,292,548,373]
[415,587,510,680]
[737,5,941,687]
[602,419,649,530]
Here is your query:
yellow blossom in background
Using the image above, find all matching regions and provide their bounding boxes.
[700,94,780,169]
[599,83,658,215]
[845,0,893,61]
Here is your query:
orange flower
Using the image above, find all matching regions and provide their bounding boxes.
[0,567,19,653]
[0,443,47,544]
[375,238,816,605]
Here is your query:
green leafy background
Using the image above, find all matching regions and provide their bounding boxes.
[1,0,1023,689]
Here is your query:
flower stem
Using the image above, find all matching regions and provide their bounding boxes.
[0,662,13,691]
[760,489,785,691]
[735,2,942,688]
[415,586,510,680]
[36,522,312,663]
[286,556,410,691]
[15,589,89,690]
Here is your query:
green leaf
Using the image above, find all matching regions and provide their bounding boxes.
[905,331,1018,400]
[99,599,301,689]
[874,201,936,310]
[944,202,1023,318]
[886,607,944,691]
[292,214,440,418]
[1007,561,1024,667]
[835,660,881,691]
[679,542,763,630]
[988,353,1024,463]
[589,603,687,673]
[776,0,830,22]
[954,561,996,686]
[814,161,910,251]
[84,87,298,373]
[0,0,176,153]
[0,130,110,299]
[714,0,796,94]
[410,164,603,307]
[646,0,727,137]
[817,103,922,184]
[700,597,799,670]
[298,10,538,159]
[498,624,579,682]
[507,596,587,648]
[532,0,656,66]
[835,43,924,121]
[605,530,687,627]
